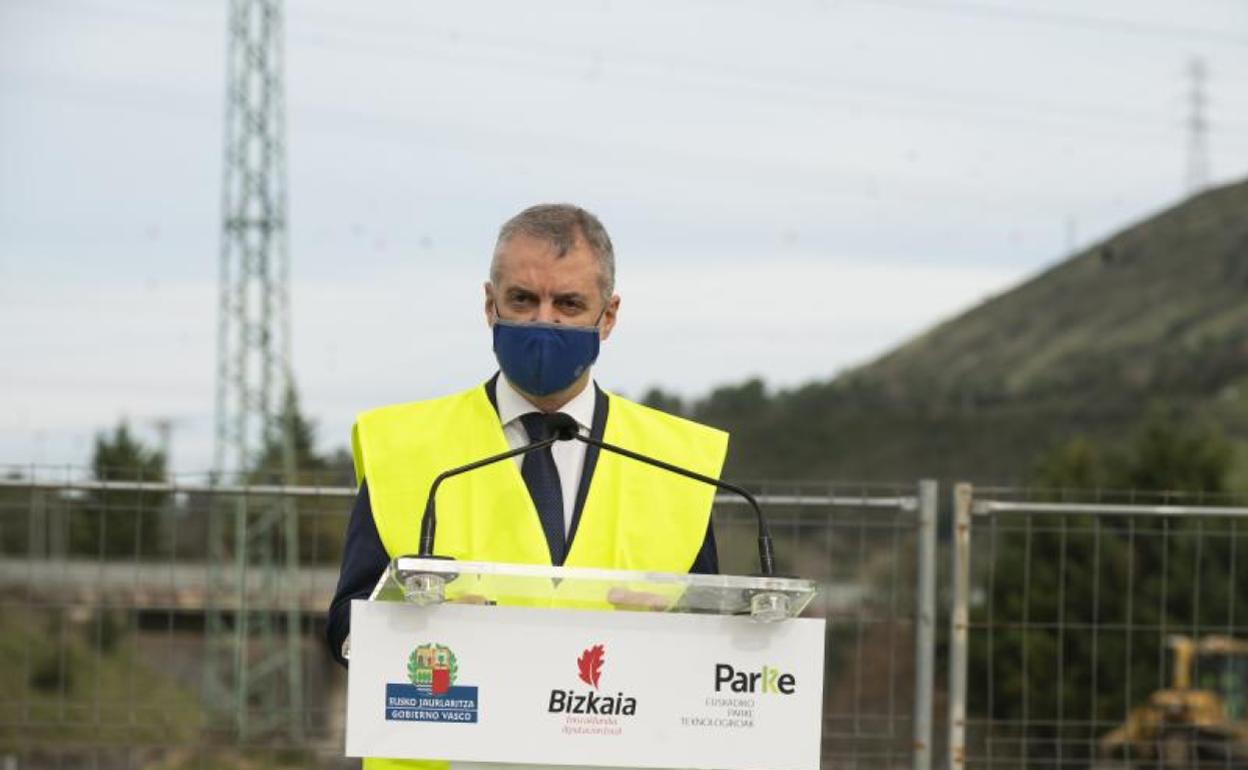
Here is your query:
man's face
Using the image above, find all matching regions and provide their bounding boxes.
[484,233,619,340]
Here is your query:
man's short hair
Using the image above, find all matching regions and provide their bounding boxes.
[492,203,615,301]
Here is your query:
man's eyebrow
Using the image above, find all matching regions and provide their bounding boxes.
[553,291,588,302]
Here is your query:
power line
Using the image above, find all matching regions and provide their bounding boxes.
[13,1,1248,143]
[855,0,1248,48]
[292,17,1248,142]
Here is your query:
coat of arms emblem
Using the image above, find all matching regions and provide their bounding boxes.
[408,643,458,695]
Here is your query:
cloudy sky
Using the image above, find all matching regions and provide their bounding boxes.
[3,0,1248,473]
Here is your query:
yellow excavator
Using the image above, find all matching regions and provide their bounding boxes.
[1099,636,1248,768]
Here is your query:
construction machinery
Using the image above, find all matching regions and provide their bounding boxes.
[1100,635,1248,768]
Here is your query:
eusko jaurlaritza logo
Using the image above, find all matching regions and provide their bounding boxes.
[548,643,636,717]
[384,642,479,723]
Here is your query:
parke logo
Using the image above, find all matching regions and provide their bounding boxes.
[549,644,637,716]
[714,663,797,695]
[384,642,479,723]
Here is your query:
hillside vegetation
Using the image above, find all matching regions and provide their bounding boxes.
[660,179,1248,483]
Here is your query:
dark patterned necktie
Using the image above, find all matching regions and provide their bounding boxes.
[519,412,566,565]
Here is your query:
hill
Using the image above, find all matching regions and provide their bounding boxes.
[670,179,1248,483]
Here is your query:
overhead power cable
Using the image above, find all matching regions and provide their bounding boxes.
[853,0,1248,48]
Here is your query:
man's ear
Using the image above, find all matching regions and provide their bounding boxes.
[599,294,621,342]
[483,282,496,327]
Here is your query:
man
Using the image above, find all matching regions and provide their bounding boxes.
[327,204,728,680]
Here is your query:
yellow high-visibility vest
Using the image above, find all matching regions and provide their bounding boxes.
[350,380,728,770]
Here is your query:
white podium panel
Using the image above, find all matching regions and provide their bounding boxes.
[346,601,825,770]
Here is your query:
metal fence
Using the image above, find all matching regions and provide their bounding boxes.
[715,480,937,770]
[0,468,936,770]
[18,468,1248,770]
[948,483,1248,770]
[0,466,355,770]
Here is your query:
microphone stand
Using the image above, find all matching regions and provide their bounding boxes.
[403,411,787,619]
[399,434,560,604]
[418,436,560,557]
[542,413,790,620]
[560,430,776,577]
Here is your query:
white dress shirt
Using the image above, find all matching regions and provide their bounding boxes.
[494,375,595,535]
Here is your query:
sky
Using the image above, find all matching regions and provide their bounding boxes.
[3,0,1248,474]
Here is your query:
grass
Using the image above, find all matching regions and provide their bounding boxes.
[0,602,203,755]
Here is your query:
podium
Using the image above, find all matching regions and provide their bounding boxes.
[346,557,825,770]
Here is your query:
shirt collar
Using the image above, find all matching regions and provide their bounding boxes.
[495,374,596,432]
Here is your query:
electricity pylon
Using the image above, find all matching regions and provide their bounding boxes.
[1185,57,1210,194]
[207,0,303,742]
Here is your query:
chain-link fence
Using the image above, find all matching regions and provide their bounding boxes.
[0,465,354,770]
[0,467,936,770]
[948,483,1248,770]
[25,467,1248,770]
[718,480,936,770]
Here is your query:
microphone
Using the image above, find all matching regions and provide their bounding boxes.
[543,413,778,577]
[417,432,561,558]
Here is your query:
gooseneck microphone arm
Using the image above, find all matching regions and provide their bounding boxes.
[544,413,777,577]
[418,435,561,557]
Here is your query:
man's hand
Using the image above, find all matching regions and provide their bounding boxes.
[606,587,672,611]
[450,593,495,605]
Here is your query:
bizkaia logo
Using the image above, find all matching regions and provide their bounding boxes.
[548,643,638,716]
[714,663,797,695]
[577,644,604,688]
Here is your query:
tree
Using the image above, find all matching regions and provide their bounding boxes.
[0,469,33,556]
[74,421,169,558]
[247,385,358,563]
[1030,436,1112,492]
[640,387,686,416]
[251,385,327,485]
[692,378,769,425]
[1119,407,1232,493]
[969,410,1240,761]
[1028,407,1232,498]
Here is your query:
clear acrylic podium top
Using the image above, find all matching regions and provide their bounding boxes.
[372,557,818,621]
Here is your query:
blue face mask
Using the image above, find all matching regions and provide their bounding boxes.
[492,314,602,397]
